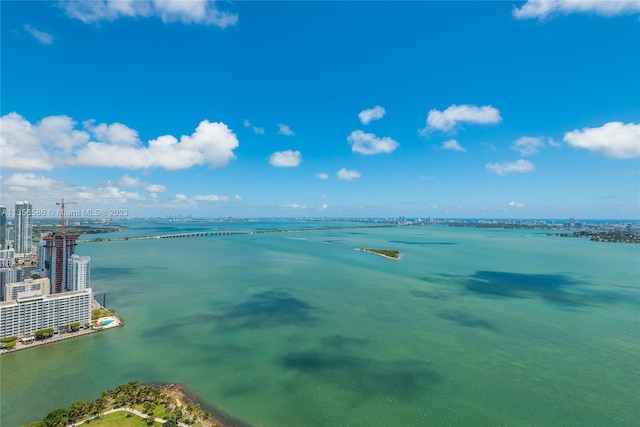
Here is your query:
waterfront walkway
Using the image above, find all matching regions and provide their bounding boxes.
[68,407,189,426]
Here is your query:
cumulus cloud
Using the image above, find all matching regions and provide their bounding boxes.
[0,112,240,171]
[347,130,399,155]
[513,0,640,20]
[316,172,329,180]
[193,194,229,202]
[512,136,544,156]
[145,184,167,193]
[337,168,361,180]
[24,25,53,44]
[243,119,264,134]
[61,0,238,27]
[358,106,386,125]
[422,104,502,133]
[269,150,302,167]
[284,203,306,209]
[175,194,188,200]
[277,124,295,136]
[4,173,55,192]
[119,174,143,187]
[486,159,535,175]
[83,120,140,145]
[234,195,243,201]
[508,201,525,208]
[442,139,466,152]
[563,122,640,159]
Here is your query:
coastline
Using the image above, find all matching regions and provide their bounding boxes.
[357,248,400,260]
[152,384,253,427]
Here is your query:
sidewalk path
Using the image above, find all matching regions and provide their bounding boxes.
[68,407,189,426]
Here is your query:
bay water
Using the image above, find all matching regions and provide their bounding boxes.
[1,221,638,426]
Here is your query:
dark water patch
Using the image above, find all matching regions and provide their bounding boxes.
[462,270,581,304]
[389,240,455,246]
[320,334,369,350]
[214,290,316,329]
[279,350,441,400]
[91,266,137,279]
[437,310,496,330]
[455,270,634,306]
[410,290,449,300]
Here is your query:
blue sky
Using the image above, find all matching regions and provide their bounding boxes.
[1,0,639,219]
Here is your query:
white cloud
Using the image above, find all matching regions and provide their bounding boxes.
[347,130,399,155]
[563,122,640,159]
[512,136,544,156]
[316,172,329,180]
[193,194,229,202]
[61,0,238,27]
[486,159,535,175]
[284,203,306,209]
[321,203,328,210]
[119,174,143,187]
[513,0,640,20]
[508,201,525,208]
[243,119,264,134]
[0,112,86,170]
[234,195,243,201]
[337,168,361,180]
[277,124,295,136]
[358,106,386,125]
[422,104,502,133]
[547,137,561,148]
[145,184,167,193]
[0,113,240,171]
[24,25,53,44]
[84,120,140,145]
[269,150,302,167]
[442,139,466,152]
[175,194,188,200]
[4,173,55,192]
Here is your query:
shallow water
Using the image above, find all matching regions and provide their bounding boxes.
[2,222,639,426]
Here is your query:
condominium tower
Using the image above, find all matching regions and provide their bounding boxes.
[0,206,7,249]
[14,201,33,254]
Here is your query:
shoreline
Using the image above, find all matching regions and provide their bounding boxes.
[151,383,253,427]
[357,248,400,260]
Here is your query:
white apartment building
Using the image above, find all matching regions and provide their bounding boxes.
[67,254,90,291]
[4,277,51,301]
[0,288,93,339]
[0,249,15,268]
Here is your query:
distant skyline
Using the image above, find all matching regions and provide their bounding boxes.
[1,1,639,219]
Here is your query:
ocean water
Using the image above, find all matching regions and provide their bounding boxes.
[1,221,639,426]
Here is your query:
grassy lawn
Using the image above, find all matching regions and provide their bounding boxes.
[81,411,162,427]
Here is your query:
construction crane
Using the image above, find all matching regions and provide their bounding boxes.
[56,198,78,233]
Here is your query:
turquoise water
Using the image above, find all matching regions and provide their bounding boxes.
[101,320,114,326]
[1,221,639,426]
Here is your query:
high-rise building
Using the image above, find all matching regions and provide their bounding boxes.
[14,201,33,254]
[67,254,90,291]
[0,206,7,249]
[0,267,24,302]
[3,277,50,301]
[0,249,15,268]
[43,232,79,294]
[0,288,93,338]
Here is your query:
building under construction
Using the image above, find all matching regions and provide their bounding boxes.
[42,232,79,294]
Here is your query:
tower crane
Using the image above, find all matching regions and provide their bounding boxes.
[56,198,78,233]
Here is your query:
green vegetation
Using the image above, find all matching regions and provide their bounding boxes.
[35,328,54,339]
[0,336,17,343]
[4,341,16,349]
[24,381,217,427]
[69,322,81,332]
[360,248,400,259]
[92,308,116,320]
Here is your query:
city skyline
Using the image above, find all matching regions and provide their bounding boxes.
[1,1,639,219]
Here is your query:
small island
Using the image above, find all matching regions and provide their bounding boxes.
[358,248,400,259]
[24,381,237,427]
